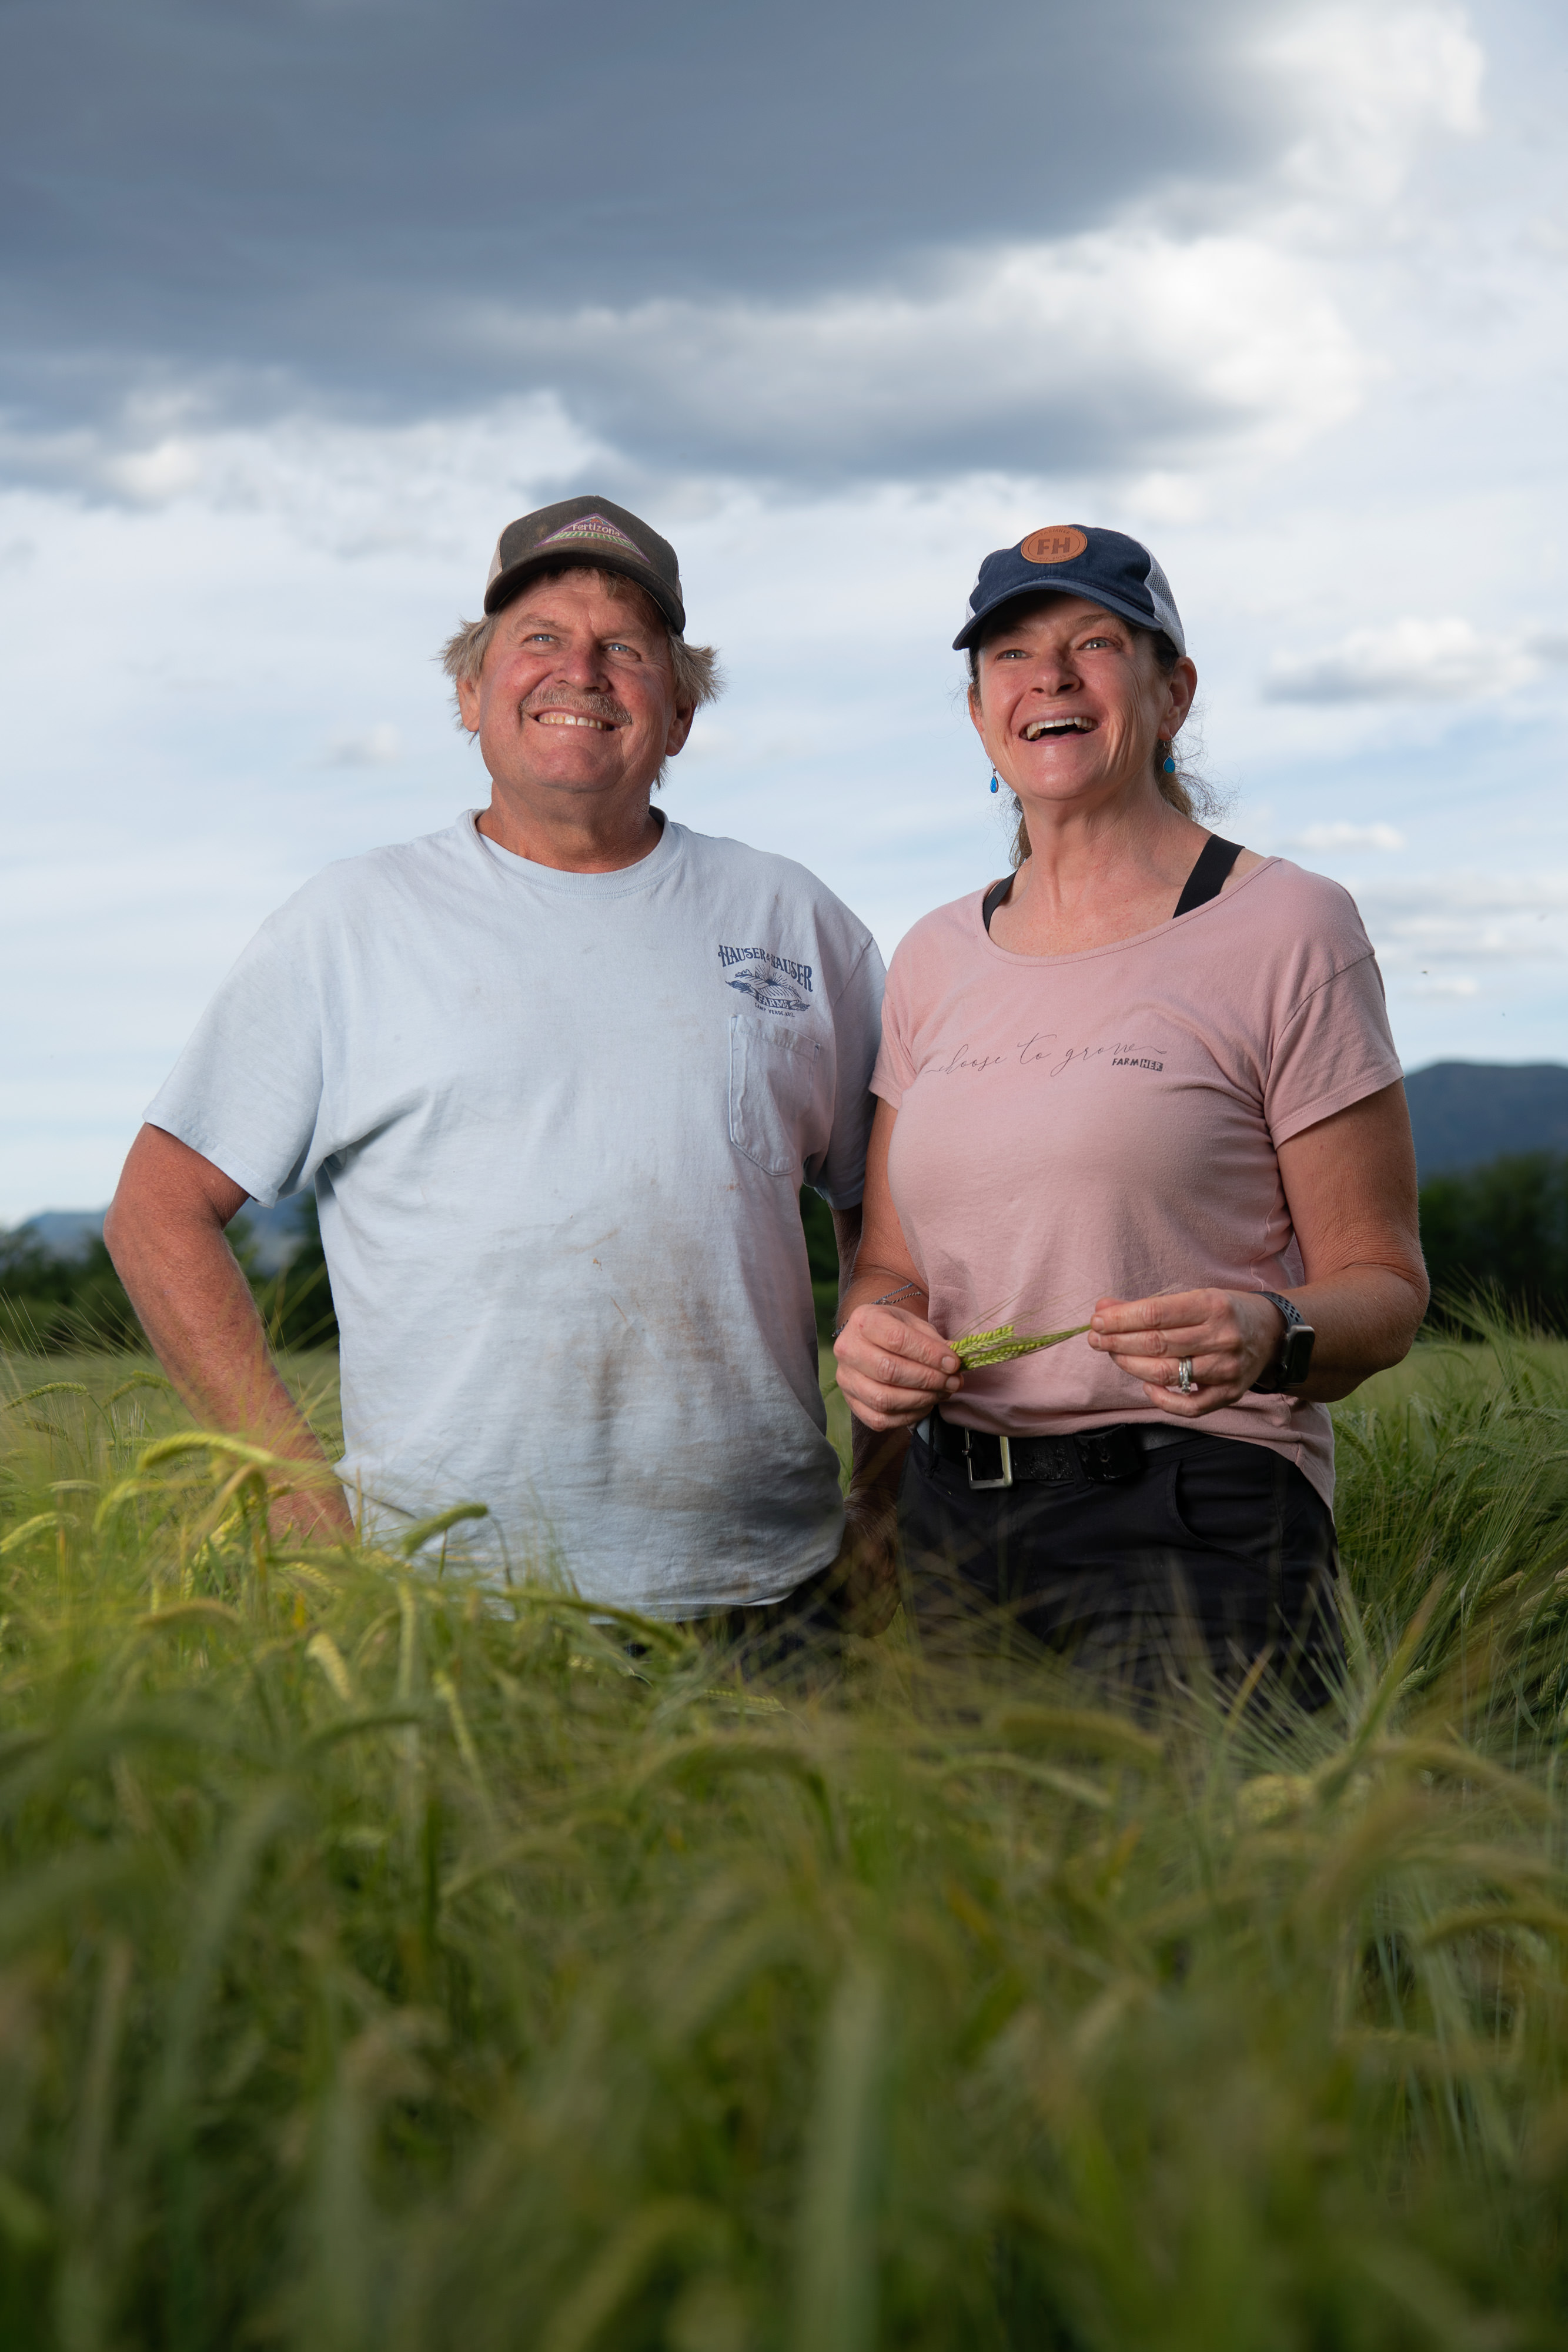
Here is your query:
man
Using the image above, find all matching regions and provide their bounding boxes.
[106,495,897,1632]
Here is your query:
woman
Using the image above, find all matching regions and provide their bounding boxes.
[835,525,1427,1700]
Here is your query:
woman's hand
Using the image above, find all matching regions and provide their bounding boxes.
[833,1303,963,1432]
[1087,1288,1286,1416]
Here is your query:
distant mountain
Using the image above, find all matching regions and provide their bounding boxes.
[11,1197,309,1274]
[1405,1063,1568,1180]
[20,1210,108,1261]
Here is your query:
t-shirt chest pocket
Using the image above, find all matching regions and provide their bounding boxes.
[728,1013,824,1178]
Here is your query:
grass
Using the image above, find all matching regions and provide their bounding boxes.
[1350,1332,1568,1415]
[4,1331,1568,2346]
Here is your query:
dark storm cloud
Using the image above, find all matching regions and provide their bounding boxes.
[0,0,1285,479]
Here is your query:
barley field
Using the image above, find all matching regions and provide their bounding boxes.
[2,1331,1568,2348]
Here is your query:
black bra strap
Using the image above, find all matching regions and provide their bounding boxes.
[1173,834,1242,918]
[981,876,1012,934]
[985,839,1241,934]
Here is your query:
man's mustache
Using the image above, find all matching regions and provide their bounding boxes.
[521,689,631,728]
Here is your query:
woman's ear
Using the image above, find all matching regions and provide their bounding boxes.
[1166,656,1198,736]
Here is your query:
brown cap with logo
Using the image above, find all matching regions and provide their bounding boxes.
[483,495,686,634]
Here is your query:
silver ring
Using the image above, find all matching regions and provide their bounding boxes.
[1176,1357,1195,1394]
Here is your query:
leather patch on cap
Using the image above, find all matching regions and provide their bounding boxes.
[1020,526,1088,564]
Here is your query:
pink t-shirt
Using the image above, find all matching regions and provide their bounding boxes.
[872,858,1403,1508]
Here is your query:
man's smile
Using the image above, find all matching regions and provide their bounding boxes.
[531,709,617,731]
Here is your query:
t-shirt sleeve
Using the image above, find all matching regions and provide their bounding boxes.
[870,941,917,1109]
[144,893,332,1207]
[807,934,885,1207]
[1265,944,1404,1150]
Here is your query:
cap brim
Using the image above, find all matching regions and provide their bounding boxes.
[484,550,685,636]
[953,583,1183,656]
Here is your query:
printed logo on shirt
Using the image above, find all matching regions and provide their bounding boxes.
[717,943,814,1017]
[928,1032,1170,1079]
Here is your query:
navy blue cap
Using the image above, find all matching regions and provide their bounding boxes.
[953,524,1185,657]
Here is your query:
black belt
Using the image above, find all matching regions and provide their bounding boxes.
[915,1407,1193,1491]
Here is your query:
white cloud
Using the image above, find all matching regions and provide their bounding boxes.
[1288,820,1406,850]
[0,393,609,539]
[1265,617,1538,701]
[470,227,1365,480]
[0,222,1369,533]
[1357,875,1568,968]
[0,11,1487,512]
[323,723,402,768]
[1262,4,1485,213]
[0,5,1495,533]
[103,436,207,505]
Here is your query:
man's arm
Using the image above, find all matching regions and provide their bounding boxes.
[825,1198,906,1631]
[104,1125,355,1542]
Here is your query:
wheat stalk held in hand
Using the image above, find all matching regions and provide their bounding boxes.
[951,1320,1091,1368]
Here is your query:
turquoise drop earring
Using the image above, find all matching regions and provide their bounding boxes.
[989,771,999,794]
[1159,739,1176,774]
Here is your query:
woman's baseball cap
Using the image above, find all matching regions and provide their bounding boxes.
[954,524,1185,656]
[483,494,686,633]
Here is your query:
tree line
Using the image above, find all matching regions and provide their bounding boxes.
[1416,1150,1568,1332]
[6,1157,1565,1355]
[0,1196,338,1355]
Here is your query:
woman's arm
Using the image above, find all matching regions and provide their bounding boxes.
[818,1200,899,1631]
[831,1101,964,1432]
[1087,1080,1429,1415]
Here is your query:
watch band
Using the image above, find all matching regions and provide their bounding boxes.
[1249,1291,1315,1393]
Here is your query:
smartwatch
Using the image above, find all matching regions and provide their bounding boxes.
[1249,1291,1315,1392]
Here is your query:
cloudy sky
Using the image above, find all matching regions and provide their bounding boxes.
[3,0,1566,1218]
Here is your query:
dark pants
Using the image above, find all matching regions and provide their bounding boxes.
[697,1563,845,1687]
[901,1425,1342,1706]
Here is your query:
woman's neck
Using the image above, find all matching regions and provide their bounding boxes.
[991,786,1213,958]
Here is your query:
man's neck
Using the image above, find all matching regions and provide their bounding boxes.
[476,791,663,874]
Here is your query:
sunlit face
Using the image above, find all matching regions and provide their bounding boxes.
[968,595,1196,813]
[456,569,694,805]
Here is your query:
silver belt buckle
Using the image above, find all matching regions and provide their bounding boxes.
[964,1430,1013,1490]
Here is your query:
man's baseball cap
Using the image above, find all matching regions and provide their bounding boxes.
[953,525,1185,657]
[483,495,686,634]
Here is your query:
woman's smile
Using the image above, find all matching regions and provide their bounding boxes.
[1021,715,1098,740]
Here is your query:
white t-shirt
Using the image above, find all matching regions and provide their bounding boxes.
[146,812,884,1615]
